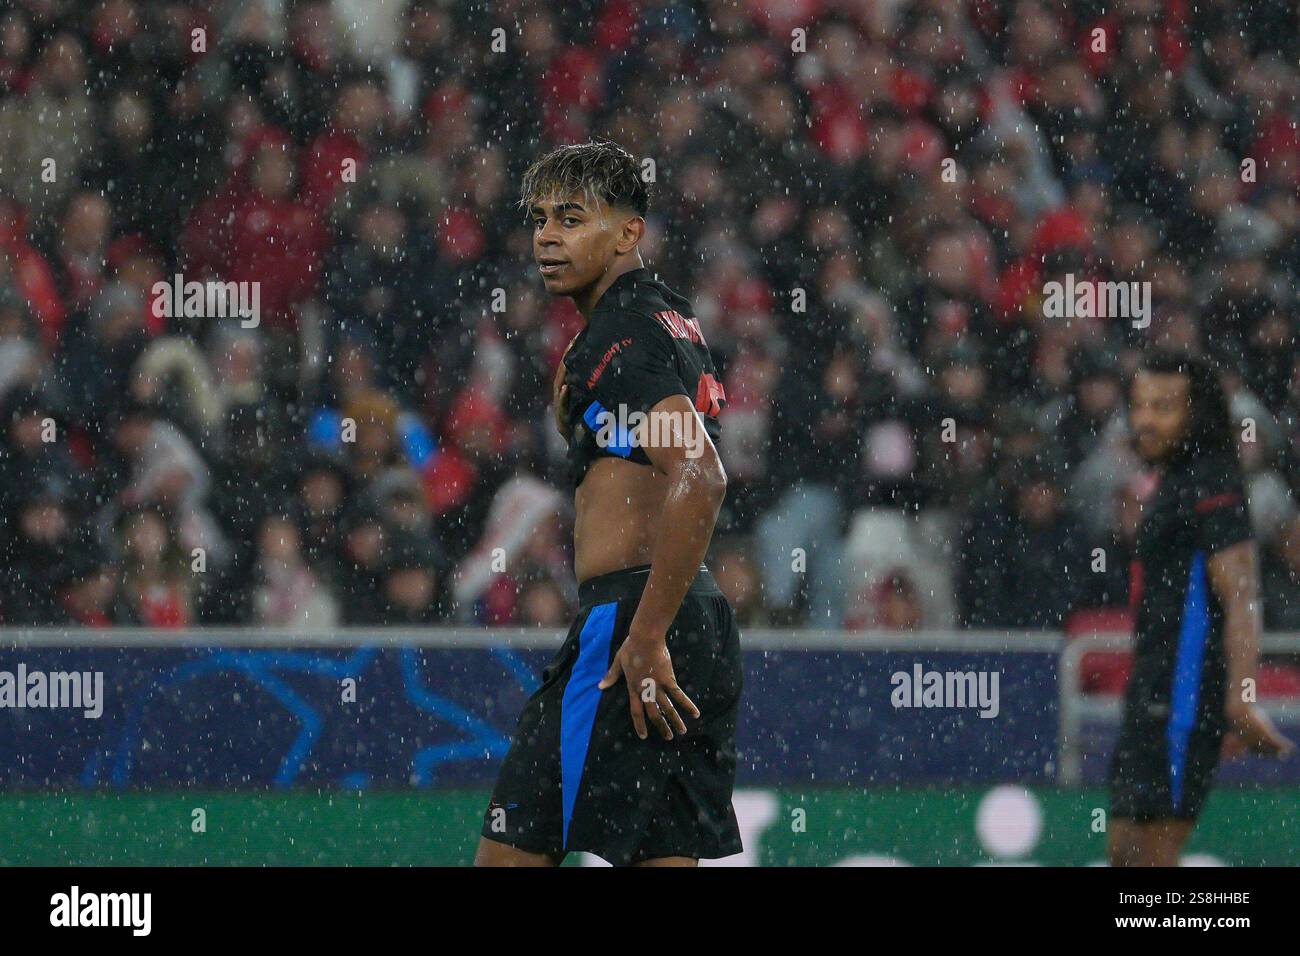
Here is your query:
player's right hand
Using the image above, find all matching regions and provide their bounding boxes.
[1222,704,1295,760]
[552,370,570,440]
[598,631,700,741]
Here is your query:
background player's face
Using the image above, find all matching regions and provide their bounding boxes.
[530,193,625,296]
[1128,370,1191,463]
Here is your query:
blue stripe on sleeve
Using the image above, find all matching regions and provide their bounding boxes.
[583,400,634,458]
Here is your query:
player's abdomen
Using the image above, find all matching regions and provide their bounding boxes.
[573,457,671,583]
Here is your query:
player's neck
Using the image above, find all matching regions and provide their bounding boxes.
[572,255,645,319]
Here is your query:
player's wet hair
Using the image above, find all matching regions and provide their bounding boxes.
[518,140,650,219]
[1135,349,1238,465]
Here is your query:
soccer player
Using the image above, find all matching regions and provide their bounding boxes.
[474,141,742,867]
[1108,350,1294,866]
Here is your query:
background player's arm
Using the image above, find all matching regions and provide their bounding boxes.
[1208,541,1294,758]
[598,393,725,740]
[1210,541,1263,720]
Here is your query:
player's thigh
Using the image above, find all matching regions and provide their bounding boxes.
[474,835,562,867]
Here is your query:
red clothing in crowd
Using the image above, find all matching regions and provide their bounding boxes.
[221,192,327,331]
[134,583,189,628]
[995,206,1096,322]
[0,202,66,349]
[180,127,328,330]
[299,129,367,213]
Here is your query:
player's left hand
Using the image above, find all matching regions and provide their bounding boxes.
[598,631,700,741]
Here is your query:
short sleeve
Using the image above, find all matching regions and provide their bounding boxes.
[577,312,689,418]
[1191,462,1253,554]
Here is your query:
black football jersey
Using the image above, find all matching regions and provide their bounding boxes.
[1126,452,1253,734]
[560,268,726,489]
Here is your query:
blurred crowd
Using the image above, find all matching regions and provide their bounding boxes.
[1,0,1299,633]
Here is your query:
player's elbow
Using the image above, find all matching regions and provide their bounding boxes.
[700,459,728,501]
[669,454,727,502]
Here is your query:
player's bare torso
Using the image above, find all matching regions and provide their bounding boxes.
[573,456,669,583]
[552,335,670,584]
[553,268,724,586]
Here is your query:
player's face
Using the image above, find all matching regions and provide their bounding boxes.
[530,193,622,296]
[1128,370,1191,463]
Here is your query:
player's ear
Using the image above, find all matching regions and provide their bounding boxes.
[616,214,644,254]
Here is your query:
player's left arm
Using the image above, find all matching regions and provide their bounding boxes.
[630,393,727,634]
[598,393,724,741]
[1207,540,1295,758]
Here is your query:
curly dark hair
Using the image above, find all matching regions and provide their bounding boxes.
[517,140,650,218]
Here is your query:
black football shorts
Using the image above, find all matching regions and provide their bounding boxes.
[481,564,743,865]
[1109,697,1224,822]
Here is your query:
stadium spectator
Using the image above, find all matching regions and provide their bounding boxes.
[380,530,445,624]
[514,571,571,628]
[957,455,1091,629]
[252,513,339,630]
[335,502,389,626]
[51,532,133,626]
[0,475,76,624]
[114,504,193,628]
